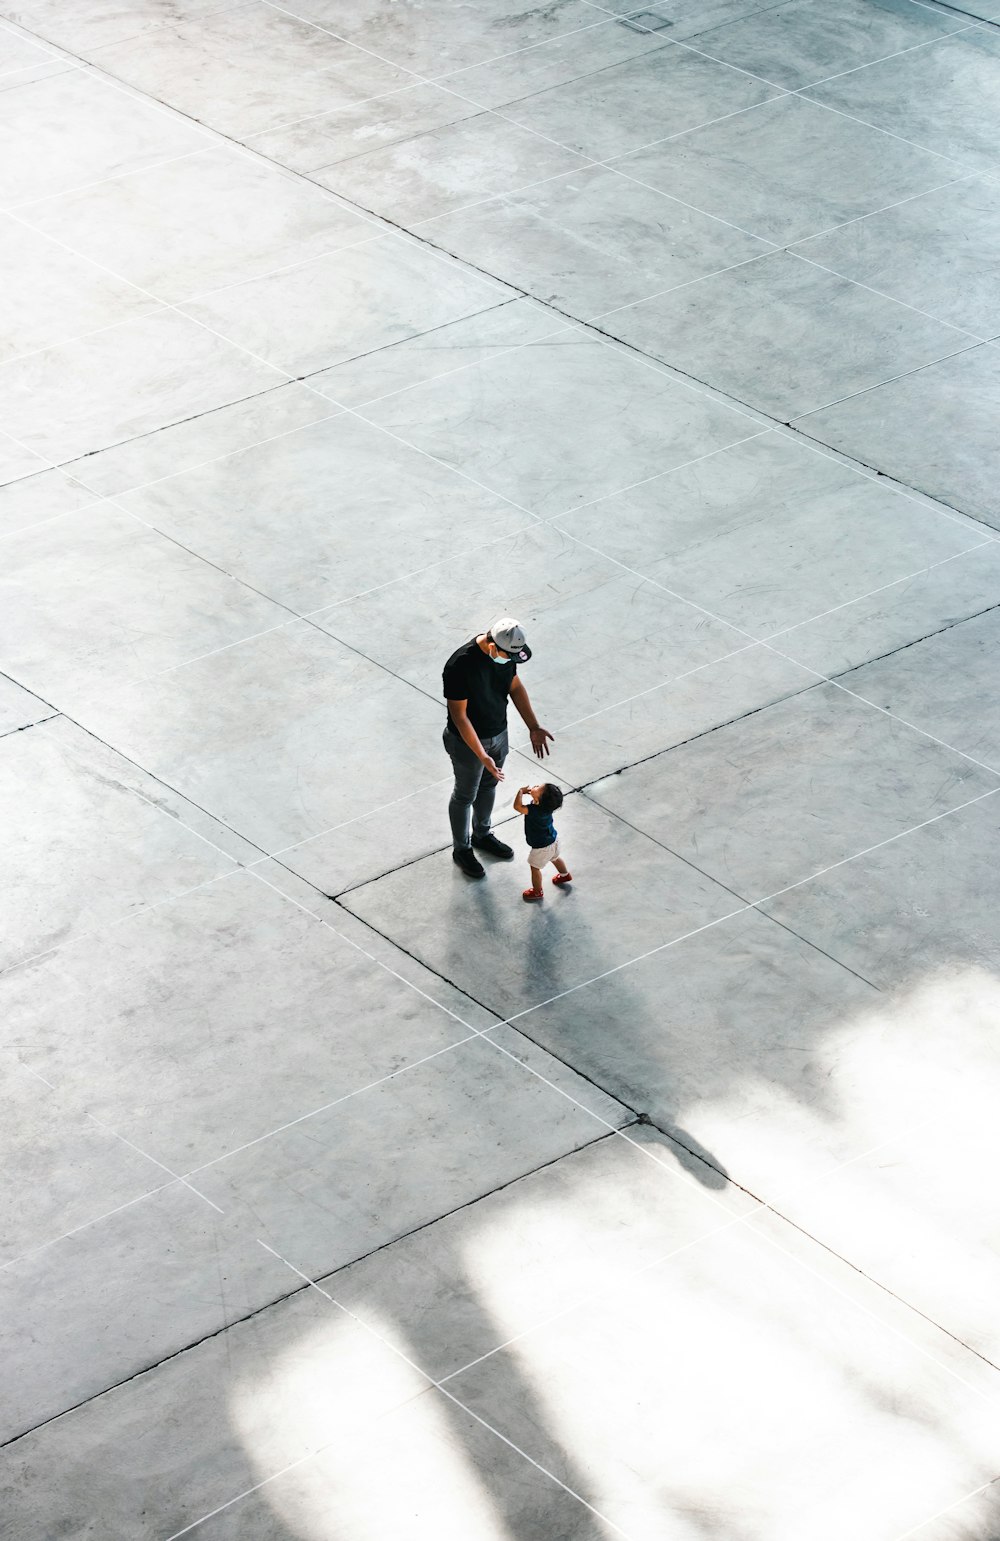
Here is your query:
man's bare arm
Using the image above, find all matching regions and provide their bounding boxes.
[448,699,504,779]
[509,677,553,759]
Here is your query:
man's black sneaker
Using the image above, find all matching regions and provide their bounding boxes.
[472,833,515,860]
[453,846,485,879]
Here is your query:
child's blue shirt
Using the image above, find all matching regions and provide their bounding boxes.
[524,806,557,848]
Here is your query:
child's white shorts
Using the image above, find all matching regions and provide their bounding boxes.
[528,839,560,868]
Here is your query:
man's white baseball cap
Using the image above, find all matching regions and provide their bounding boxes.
[488,617,531,662]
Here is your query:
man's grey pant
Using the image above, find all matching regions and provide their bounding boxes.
[444,726,508,850]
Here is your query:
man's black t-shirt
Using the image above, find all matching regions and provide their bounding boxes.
[443,637,516,736]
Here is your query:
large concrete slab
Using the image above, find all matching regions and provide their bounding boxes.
[16,145,377,303]
[4,0,1000,1529]
[342,794,744,1018]
[790,174,1000,337]
[600,250,971,420]
[64,622,448,851]
[693,0,963,92]
[611,93,963,246]
[799,343,1000,527]
[89,4,411,136]
[558,429,984,638]
[0,67,209,208]
[0,716,244,971]
[0,501,289,704]
[180,235,512,377]
[192,1028,631,1277]
[0,307,279,464]
[837,605,1000,770]
[360,330,758,515]
[587,680,999,898]
[447,1207,1000,1540]
[3,869,478,1171]
[804,27,1000,175]
[118,411,535,614]
[314,113,590,226]
[425,163,774,318]
[312,521,750,729]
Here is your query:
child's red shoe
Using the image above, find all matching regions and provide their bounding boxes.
[522,888,543,902]
[552,873,573,886]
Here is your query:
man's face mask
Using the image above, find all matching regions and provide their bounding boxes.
[490,644,512,664]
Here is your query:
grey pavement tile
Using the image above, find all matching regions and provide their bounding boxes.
[799,342,1000,526]
[331,1127,754,1381]
[310,297,567,406]
[836,605,1000,769]
[6,868,474,1171]
[0,430,49,486]
[0,1181,295,1444]
[600,250,971,419]
[277,0,606,75]
[361,330,756,515]
[804,28,1000,175]
[612,92,963,244]
[905,1480,1000,1541]
[180,234,511,376]
[244,81,479,174]
[587,680,999,898]
[341,795,743,1019]
[560,430,982,637]
[265,743,553,897]
[498,37,781,160]
[313,112,589,226]
[0,307,279,463]
[449,1210,1000,1541]
[17,145,377,303]
[0,67,209,209]
[604,0,791,27]
[0,1283,430,1541]
[0,716,240,972]
[0,1065,167,1267]
[773,539,1000,676]
[760,788,1000,989]
[792,174,1000,337]
[312,523,749,727]
[691,0,963,91]
[90,2,412,136]
[62,381,336,497]
[1,0,238,55]
[67,622,448,850]
[441,13,671,109]
[0,214,156,361]
[425,163,774,318]
[0,673,51,735]
[0,20,73,81]
[758,1074,1000,1364]
[519,905,951,1192]
[193,1033,631,1276]
[119,412,534,613]
[544,643,815,786]
[249,863,501,1030]
[0,501,289,703]
[0,465,95,536]
[190,1389,620,1541]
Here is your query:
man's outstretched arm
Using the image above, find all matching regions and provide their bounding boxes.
[509,676,553,758]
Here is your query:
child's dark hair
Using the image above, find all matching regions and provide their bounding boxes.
[538,783,563,813]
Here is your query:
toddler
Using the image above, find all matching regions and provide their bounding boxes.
[513,783,572,902]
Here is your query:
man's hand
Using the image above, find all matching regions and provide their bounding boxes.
[529,726,553,759]
[482,755,505,781]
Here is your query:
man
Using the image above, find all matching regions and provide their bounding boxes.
[443,617,553,878]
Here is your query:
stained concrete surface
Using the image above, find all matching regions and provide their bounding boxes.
[2,1,1000,1537]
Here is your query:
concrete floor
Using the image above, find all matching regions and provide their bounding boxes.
[2,0,1000,1536]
